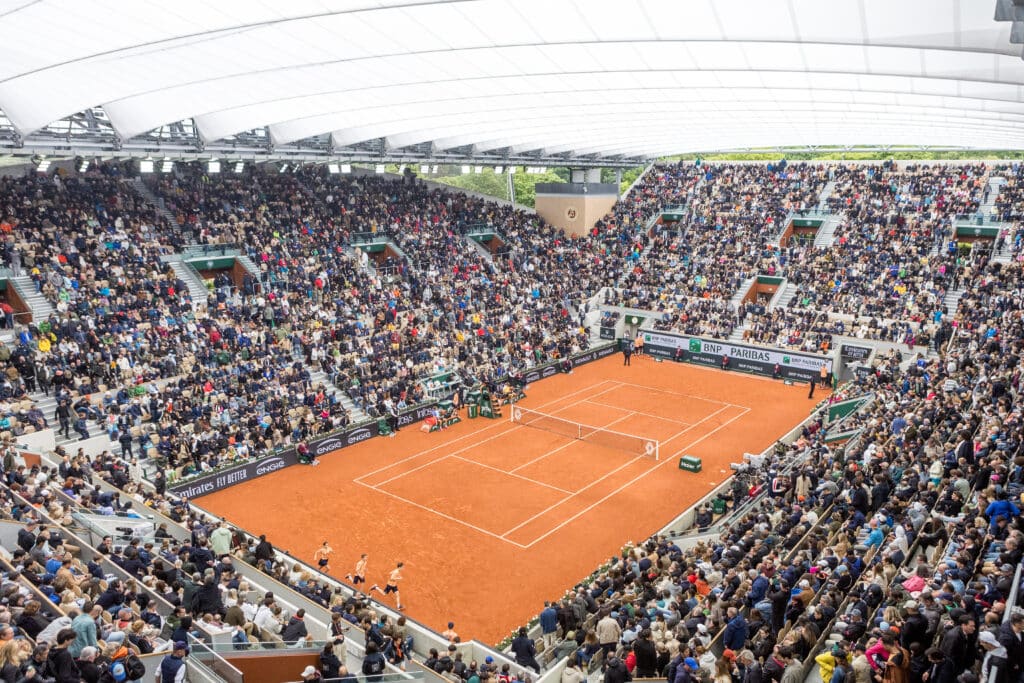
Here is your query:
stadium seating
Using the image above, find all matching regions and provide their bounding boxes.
[0,159,1021,683]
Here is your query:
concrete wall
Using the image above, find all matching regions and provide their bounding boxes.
[16,427,56,453]
[535,192,618,236]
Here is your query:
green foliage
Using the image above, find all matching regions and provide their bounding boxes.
[364,164,651,205]
[429,168,571,208]
[430,170,509,201]
[617,166,645,194]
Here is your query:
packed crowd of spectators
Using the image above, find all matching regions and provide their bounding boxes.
[786,164,985,324]
[149,166,596,425]
[600,161,1005,351]
[612,162,827,338]
[3,436,550,683]
[0,160,1022,683]
[983,164,1024,223]
[510,296,1022,683]
[739,305,832,352]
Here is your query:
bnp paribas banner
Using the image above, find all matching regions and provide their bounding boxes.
[641,332,832,383]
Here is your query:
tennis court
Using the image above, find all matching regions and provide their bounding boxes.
[198,355,822,644]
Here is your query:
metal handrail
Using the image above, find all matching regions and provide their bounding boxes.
[351,231,390,245]
[187,636,245,683]
[185,243,239,256]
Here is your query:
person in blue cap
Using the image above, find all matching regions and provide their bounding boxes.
[674,657,700,683]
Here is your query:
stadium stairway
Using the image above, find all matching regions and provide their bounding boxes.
[977,176,1006,221]
[27,389,124,457]
[728,320,749,343]
[126,177,189,238]
[234,253,262,280]
[585,309,606,345]
[9,275,56,324]
[728,276,756,311]
[772,281,800,310]
[308,368,372,424]
[992,239,1014,264]
[815,180,837,211]
[812,215,842,248]
[166,258,211,310]
[464,233,495,264]
[615,236,659,288]
[943,282,966,316]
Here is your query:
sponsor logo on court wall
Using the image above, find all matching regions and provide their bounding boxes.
[169,449,300,498]
[168,345,619,497]
[255,458,288,476]
[346,428,374,445]
[313,437,344,456]
[643,332,832,382]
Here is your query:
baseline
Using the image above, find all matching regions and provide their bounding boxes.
[519,405,752,548]
[500,405,733,540]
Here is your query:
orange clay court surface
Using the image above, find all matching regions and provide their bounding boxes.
[199,355,826,644]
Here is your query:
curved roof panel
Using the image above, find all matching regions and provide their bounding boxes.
[0,0,1020,158]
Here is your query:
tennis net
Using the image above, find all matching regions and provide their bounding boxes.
[510,406,660,459]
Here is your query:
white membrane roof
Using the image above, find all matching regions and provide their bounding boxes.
[0,0,1022,157]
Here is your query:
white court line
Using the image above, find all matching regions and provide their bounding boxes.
[507,409,640,474]
[520,405,752,548]
[501,456,643,538]
[355,379,614,483]
[500,405,732,538]
[582,398,692,426]
[448,455,575,495]
[367,380,628,488]
[358,382,630,548]
[606,378,753,411]
[354,480,529,549]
